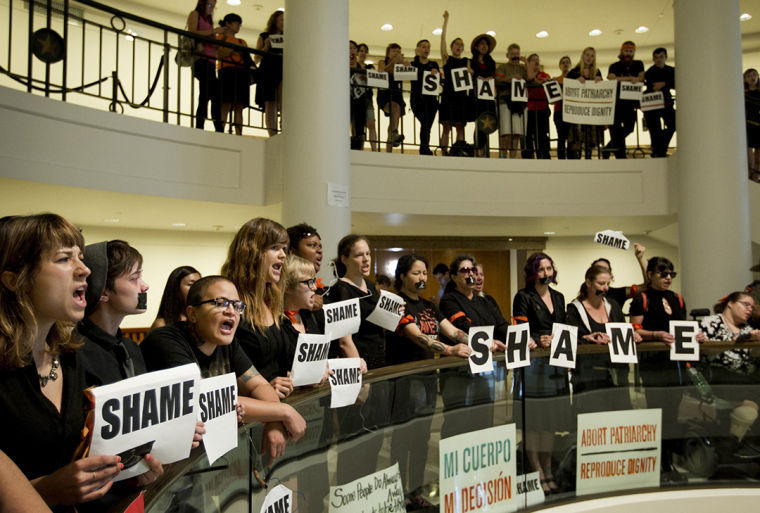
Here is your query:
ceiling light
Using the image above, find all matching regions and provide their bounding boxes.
[387,247,404,252]
[277,7,284,12]
[536,30,548,38]
[741,13,752,21]
[103,218,120,223]
[171,223,186,227]
[381,23,393,31]
[589,29,602,36]
[543,231,556,235]
[635,26,649,33]
[486,30,496,37]
[227,0,240,4]
[432,27,442,36]
[365,59,374,65]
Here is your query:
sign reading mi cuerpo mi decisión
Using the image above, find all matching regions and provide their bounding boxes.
[440,424,517,513]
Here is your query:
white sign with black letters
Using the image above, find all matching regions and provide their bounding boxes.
[505,323,531,369]
[669,320,700,362]
[327,358,362,408]
[640,92,664,112]
[323,298,361,340]
[393,64,417,81]
[291,333,331,387]
[260,484,293,513]
[543,80,563,104]
[366,70,389,89]
[619,82,643,101]
[477,77,496,101]
[549,323,578,369]
[468,325,494,374]
[594,230,630,250]
[89,364,200,481]
[511,78,528,102]
[198,373,238,465]
[450,67,473,92]
[268,34,284,50]
[366,289,404,331]
[422,70,440,95]
[605,323,638,364]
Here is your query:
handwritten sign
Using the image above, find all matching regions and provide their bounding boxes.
[511,79,527,102]
[291,333,330,387]
[198,373,238,465]
[562,78,616,125]
[543,80,562,104]
[468,325,494,374]
[669,320,700,362]
[576,409,661,496]
[324,298,361,339]
[450,67,473,92]
[440,423,517,513]
[477,77,496,101]
[327,358,362,408]
[366,70,389,89]
[640,92,664,112]
[269,34,284,50]
[549,323,577,369]
[260,484,293,513]
[594,229,630,250]
[422,70,440,95]
[366,289,404,331]
[605,323,638,364]
[89,364,200,481]
[329,463,405,513]
[505,323,531,369]
[393,64,417,81]
[619,82,642,101]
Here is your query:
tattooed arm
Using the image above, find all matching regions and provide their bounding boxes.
[403,320,471,358]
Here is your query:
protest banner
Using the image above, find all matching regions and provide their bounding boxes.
[327,358,362,408]
[291,332,331,387]
[89,364,200,481]
[605,323,638,364]
[440,423,517,513]
[619,82,642,101]
[593,230,630,250]
[197,373,238,465]
[366,70,388,89]
[669,320,700,362]
[505,323,531,369]
[640,92,665,112]
[468,325,494,374]
[323,298,361,339]
[562,78,616,125]
[576,409,661,496]
[329,463,405,513]
[394,64,417,81]
[549,323,577,369]
[422,70,440,95]
[366,289,404,331]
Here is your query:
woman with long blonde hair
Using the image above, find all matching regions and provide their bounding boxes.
[222,217,294,398]
[566,47,604,159]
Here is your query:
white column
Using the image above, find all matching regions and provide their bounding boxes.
[674,0,752,310]
[281,0,351,276]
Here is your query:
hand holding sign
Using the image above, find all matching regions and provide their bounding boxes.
[366,289,404,331]
[197,373,238,465]
[594,230,630,250]
[669,320,700,361]
[291,333,331,387]
[327,358,362,408]
[468,326,494,374]
[549,323,578,369]
[323,298,361,339]
[505,323,531,369]
[605,323,638,364]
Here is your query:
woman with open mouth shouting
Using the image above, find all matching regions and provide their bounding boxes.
[222,218,295,400]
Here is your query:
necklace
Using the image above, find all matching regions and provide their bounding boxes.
[39,357,59,387]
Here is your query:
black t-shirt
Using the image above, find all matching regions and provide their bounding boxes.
[566,298,625,337]
[606,286,627,309]
[141,322,255,379]
[629,288,686,331]
[609,59,645,108]
[411,58,440,98]
[324,278,386,369]
[0,351,87,481]
[439,288,508,343]
[567,66,602,81]
[386,292,445,365]
[512,286,566,340]
[75,318,147,387]
[644,64,675,103]
[231,320,289,382]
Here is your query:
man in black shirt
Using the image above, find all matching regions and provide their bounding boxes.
[644,47,676,157]
[604,41,645,159]
[76,240,148,387]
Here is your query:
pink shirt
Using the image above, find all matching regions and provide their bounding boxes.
[197,15,217,60]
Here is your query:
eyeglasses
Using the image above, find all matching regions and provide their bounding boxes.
[658,271,677,278]
[737,300,755,309]
[194,297,246,313]
[304,242,322,250]
[458,267,475,275]
[299,278,317,289]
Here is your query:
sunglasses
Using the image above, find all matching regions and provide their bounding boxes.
[658,271,677,279]
[458,267,475,275]
[194,297,246,313]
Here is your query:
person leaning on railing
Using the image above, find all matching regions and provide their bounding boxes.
[255,10,284,137]
[187,0,226,132]
[566,47,603,160]
[349,41,369,150]
[216,13,249,136]
[553,56,573,159]
[378,44,409,151]
[523,53,552,159]
[744,68,760,182]
[410,40,440,156]
[438,11,473,155]
[356,44,379,151]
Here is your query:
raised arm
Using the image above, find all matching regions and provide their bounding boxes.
[440,11,450,65]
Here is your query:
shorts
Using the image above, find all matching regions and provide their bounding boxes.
[498,102,524,135]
